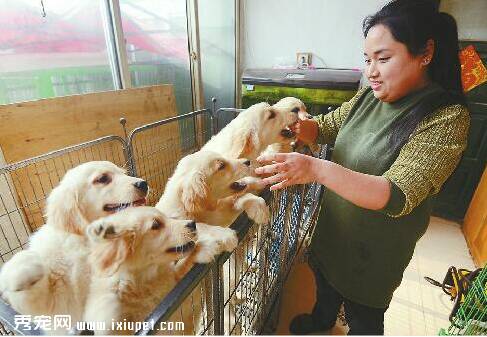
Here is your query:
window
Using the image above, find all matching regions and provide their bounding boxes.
[0,0,116,104]
[0,0,237,113]
[198,0,236,109]
[119,0,193,114]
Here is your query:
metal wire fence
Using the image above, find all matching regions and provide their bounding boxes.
[127,110,211,206]
[440,267,487,336]
[0,107,325,335]
[0,136,129,265]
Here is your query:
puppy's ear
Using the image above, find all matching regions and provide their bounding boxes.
[181,170,210,215]
[45,182,87,235]
[91,232,135,276]
[230,130,258,159]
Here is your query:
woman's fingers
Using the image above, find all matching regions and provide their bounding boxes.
[290,122,300,133]
[255,152,303,189]
[270,179,292,191]
[262,173,288,186]
[255,162,286,175]
[256,152,288,164]
[295,119,318,144]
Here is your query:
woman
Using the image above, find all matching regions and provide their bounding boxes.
[255,0,470,335]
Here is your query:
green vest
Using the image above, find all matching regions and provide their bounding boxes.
[310,84,468,308]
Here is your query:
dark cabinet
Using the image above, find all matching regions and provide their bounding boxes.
[433,40,487,220]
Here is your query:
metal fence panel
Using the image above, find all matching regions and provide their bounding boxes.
[0,107,325,336]
[0,136,129,335]
[127,110,212,206]
[132,108,325,335]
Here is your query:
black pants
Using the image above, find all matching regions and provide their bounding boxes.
[309,260,388,335]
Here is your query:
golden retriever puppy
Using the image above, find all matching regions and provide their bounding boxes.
[199,98,306,333]
[83,206,237,335]
[155,151,269,227]
[154,151,268,334]
[274,96,307,120]
[261,97,308,156]
[201,100,301,160]
[0,161,148,335]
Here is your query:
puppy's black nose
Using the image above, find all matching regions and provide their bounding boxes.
[134,180,148,193]
[244,159,251,166]
[230,181,247,191]
[186,221,197,232]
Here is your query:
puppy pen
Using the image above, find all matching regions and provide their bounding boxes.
[0,105,325,335]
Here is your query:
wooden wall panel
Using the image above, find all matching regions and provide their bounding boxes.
[463,165,487,267]
[0,85,178,163]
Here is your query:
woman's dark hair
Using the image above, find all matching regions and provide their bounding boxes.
[362,0,466,153]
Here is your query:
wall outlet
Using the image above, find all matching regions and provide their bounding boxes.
[296,52,312,66]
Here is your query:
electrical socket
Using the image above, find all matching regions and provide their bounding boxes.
[296,52,312,66]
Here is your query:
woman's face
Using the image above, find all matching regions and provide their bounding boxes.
[364,24,429,103]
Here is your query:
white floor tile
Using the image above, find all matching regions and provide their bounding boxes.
[385,217,475,335]
[277,216,475,335]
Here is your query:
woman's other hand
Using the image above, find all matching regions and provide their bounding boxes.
[290,117,319,145]
[255,152,321,190]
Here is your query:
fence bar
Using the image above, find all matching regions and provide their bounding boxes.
[0,107,325,335]
[0,136,127,174]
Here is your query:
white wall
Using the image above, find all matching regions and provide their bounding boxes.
[440,0,487,41]
[241,0,389,71]
[198,0,236,108]
[241,0,487,72]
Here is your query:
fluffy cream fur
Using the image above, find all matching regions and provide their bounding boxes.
[261,97,308,157]
[84,206,237,335]
[201,100,302,160]
[199,98,306,333]
[155,151,269,227]
[0,161,148,335]
[154,151,269,334]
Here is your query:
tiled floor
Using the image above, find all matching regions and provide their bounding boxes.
[385,216,475,335]
[276,216,476,335]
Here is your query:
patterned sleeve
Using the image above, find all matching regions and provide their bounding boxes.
[313,87,370,145]
[381,104,470,217]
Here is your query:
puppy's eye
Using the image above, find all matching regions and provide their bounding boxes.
[291,107,300,113]
[268,110,276,119]
[151,219,163,230]
[218,161,226,170]
[94,173,111,185]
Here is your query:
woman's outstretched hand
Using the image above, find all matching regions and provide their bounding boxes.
[255,152,321,190]
[290,117,319,145]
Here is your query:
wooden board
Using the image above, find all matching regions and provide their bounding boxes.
[0,85,178,163]
[276,252,348,335]
[463,165,487,267]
